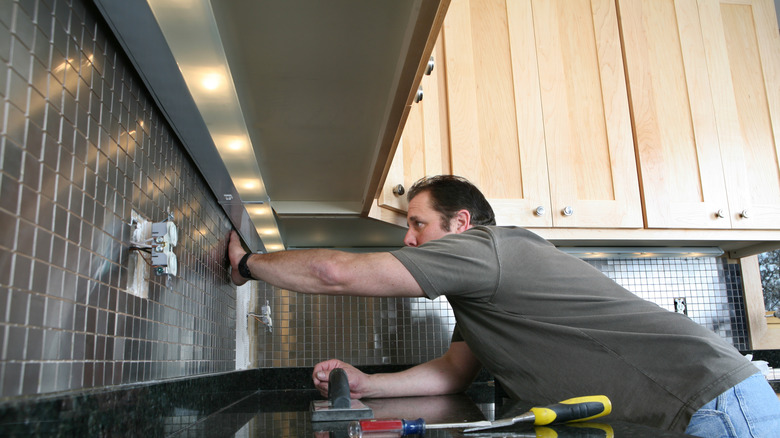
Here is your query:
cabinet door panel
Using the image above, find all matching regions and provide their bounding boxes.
[532,0,642,227]
[620,0,731,228]
[700,0,780,229]
[443,0,552,226]
[378,40,449,213]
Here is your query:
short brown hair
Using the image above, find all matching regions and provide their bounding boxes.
[407,175,496,230]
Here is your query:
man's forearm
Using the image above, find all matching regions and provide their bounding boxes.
[243,249,348,294]
[363,359,471,398]
[363,343,482,398]
[238,244,424,297]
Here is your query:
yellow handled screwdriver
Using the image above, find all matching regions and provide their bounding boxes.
[463,395,612,433]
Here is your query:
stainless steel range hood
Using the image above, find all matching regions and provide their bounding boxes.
[93,0,448,252]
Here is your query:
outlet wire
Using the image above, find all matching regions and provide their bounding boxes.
[129,247,153,266]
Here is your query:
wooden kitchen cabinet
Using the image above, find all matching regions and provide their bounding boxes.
[445,0,642,228]
[620,0,780,229]
[376,0,780,238]
[701,0,780,229]
[378,0,643,229]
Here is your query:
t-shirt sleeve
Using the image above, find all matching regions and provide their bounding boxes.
[390,227,500,300]
[451,323,464,343]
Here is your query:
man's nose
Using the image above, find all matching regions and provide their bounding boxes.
[403,229,417,247]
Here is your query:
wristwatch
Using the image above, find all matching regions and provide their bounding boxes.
[238,253,254,280]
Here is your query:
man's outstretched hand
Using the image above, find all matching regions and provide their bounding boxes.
[229,231,250,286]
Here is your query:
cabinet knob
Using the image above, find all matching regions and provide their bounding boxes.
[392,184,405,196]
[425,56,435,75]
[562,206,574,216]
[740,209,750,218]
[414,85,423,103]
[716,209,725,219]
[534,206,545,216]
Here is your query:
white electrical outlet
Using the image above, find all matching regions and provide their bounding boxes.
[674,297,687,315]
[150,221,178,276]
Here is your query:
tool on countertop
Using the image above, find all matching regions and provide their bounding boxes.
[463,395,611,432]
[311,368,374,422]
[348,418,493,437]
[347,395,610,436]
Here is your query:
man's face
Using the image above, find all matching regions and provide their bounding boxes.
[403,191,454,247]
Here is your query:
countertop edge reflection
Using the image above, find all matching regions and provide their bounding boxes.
[0,366,775,437]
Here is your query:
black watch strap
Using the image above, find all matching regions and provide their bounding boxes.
[238,253,254,280]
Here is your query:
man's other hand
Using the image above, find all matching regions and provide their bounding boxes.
[313,359,372,399]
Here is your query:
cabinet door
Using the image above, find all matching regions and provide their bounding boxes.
[700,0,780,229]
[442,0,552,226]
[533,0,642,227]
[619,0,732,228]
[443,0,642,228]
[378,39,448,213]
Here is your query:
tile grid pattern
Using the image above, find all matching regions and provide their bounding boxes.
[1,0,235,400]
[593,257,748,349]
[254,257,749,368]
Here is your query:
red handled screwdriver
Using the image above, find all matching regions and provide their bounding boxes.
[348,417,492,437]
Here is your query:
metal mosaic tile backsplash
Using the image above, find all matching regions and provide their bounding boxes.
[251,256,749,368]
[0,0,235,400]
[592,257,748,350]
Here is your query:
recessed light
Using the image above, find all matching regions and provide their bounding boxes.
[228,139,244,150]
[202,73,222,90]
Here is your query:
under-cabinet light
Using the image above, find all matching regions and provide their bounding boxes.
[147,0,283,252]
[559,247,724,259]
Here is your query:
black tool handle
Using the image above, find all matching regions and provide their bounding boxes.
[328,368,351,409]
[531,395,612,425]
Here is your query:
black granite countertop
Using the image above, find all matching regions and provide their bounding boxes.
[2,367,758,437]
[194,386,696,438]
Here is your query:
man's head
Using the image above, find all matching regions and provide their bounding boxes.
[403,175,495,247]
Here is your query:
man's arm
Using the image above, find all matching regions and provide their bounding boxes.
[229,231,424,297]
[312,341,482,399]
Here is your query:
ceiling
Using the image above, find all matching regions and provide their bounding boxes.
[93,0,447,251]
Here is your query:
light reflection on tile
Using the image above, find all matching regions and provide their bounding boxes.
[0,0,236,400]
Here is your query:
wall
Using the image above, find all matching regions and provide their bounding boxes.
[0,0,757,403]
[251,256,749,368]
[0,0,235,401]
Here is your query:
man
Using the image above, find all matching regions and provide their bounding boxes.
[229,175,780,436]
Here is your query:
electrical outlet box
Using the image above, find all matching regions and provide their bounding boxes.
[674,297,687,315]
[128,210,150,298]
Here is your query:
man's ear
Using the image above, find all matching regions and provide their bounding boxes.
[453,209,472,233]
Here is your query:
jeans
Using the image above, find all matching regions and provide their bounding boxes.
[685,373,780,438]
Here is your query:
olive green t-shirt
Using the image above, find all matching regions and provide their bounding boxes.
[391,226,756,432]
